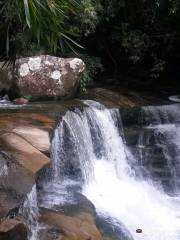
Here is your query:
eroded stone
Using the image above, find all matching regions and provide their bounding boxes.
[12,126,50,152]
[0,219,27,240]
[0,133,50,174]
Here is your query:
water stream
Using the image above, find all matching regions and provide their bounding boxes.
[24,101,180,240]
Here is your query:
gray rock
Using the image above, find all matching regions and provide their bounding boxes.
[14,55,85,100]
[0,151,34,218]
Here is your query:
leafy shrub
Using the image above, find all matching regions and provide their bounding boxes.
[80,55,103,92]
[0,0,99,61]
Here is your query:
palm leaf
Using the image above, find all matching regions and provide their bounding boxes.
[23,0,31,28]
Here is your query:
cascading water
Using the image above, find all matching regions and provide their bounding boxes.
[20,185,40,240]
[48,100,180,240]
[138,105,180,193]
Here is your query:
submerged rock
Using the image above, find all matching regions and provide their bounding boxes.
[15,55,85,100]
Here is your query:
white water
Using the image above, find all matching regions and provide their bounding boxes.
[21,185,40,240]
[18,102,179,240]
[50,101,180,240]
[0,163,8,176]
[80,102,180,240]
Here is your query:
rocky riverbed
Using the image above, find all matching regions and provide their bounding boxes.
[0,87,175,240]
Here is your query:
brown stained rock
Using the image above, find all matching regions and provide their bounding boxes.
[0,191,20,219]
[13,98,29,105]
[0,133,50,175]
[0,151,34,218]
[15,55,85,100]
[0,219,27,240]
[40,210,103,240]
[12,126,50,152]
[0,113,55,134]
[86,88,144,108]
[0,151,33,219]
[0,115,52,220]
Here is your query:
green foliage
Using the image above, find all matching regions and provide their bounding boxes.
[85,0,180,81]
[1,0,179,86]
[80,55,103,92]
[0,0,98,61]
[122,30,150,63]
[76,0,101,36]
[23,95,32,101]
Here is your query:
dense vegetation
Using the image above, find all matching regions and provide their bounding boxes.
[0,0,95,59]
[0,0,180,89]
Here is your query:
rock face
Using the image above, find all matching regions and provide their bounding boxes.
[0,133,50,175]
[0,112,53,221]
[12,126,50,153]
[40,210,103,240]
[0,151,34,218]
[15,55,85,100]
[0,219,27,240]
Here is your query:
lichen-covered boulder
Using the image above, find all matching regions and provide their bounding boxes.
[15,55,85,100]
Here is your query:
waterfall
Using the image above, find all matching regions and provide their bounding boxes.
[20,185,40,240]
[139,105,180,193]
[50,101,180,240]
[0,163,8,176]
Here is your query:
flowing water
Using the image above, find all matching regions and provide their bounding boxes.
[21,185,40,240]
[25,101,180,240]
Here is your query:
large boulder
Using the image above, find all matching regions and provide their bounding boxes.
[14,55,85,100]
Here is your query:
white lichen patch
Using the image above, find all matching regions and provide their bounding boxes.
[51,70,62,80]
[56,79,63,85]
[45,60,53,66]
[28,57,41,71]
[69,58,85,72]
[19,63,30,77]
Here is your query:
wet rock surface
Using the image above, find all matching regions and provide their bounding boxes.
[40,209,103,240]
[12,126,50,153]
[0,99,89,239]
[0,108,55,231]
[0,133,50,175]
[0,87,177,239]
[96,216,134,240]
[0,218,27,240]
[0,151,34,218]
[85,87,170,109]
